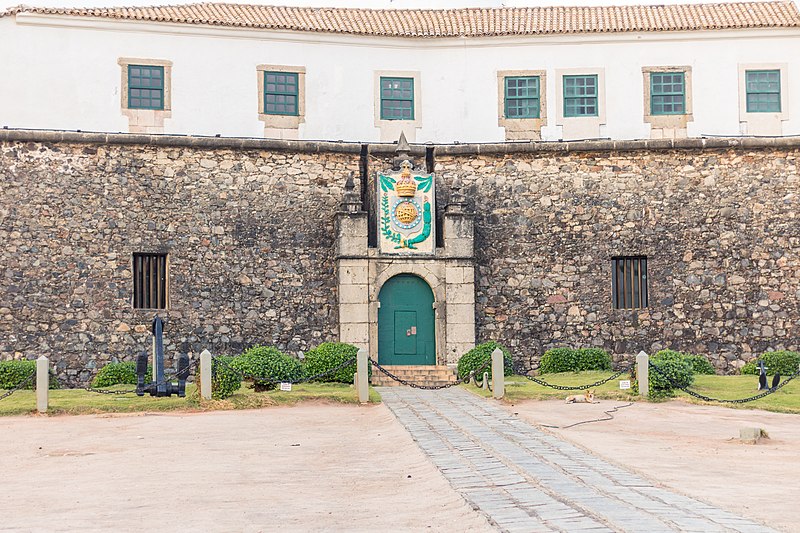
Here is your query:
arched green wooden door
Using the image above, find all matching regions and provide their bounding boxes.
[378,274,435,365]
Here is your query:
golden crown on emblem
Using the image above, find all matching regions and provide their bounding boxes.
[395,160,418,197]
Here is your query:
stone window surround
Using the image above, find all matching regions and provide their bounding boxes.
[497,69,547,141]
[257,64,306,133]
[374,70,422,142]
[555,68,606,140]
[738,62,789,135]
[118,57,172,133]
[642,66,693,138]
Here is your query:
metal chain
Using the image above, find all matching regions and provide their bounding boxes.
[514,365,632,391]
[0,371,36,401]
[213,355,357,385]
[54,358,200,395]
[648,362,800,403]
[368,356,492,390]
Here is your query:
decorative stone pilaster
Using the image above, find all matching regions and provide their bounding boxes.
[336,174,370,352]
[444,178,476,362]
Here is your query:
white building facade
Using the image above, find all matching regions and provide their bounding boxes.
[1,2,798,143]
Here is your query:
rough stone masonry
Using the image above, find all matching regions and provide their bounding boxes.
[0,130,798,382]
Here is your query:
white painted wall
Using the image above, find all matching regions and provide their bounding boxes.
[1,14,798,142]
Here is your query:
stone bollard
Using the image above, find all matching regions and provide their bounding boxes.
[491,348,504,399]
[482,372,489,390]
[357,348,369,404]
[200,349,212,400]
[636,351,649,398]
[36,355,49,413]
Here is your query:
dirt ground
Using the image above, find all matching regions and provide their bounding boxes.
[509,398,800,533]
[3,400,799,532]
[0,404,492,533]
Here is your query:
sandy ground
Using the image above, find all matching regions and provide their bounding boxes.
[0,404,492,533]
[509,399,800,533]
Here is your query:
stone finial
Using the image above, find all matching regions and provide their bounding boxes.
[393,131,414,170]
[339,172,362,213]
[446,177,468,214]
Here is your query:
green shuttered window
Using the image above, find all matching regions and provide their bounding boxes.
[746,70,781,113]
[128,65,164,110]
[651,72,685,115]
[264,71,299,116]
[563,75,598,117]
[612,257,648,309]
[380,77,414,120]
[504,76,540,119]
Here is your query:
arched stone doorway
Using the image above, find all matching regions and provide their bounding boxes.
[378,274,436,365]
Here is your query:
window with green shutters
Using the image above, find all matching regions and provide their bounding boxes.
[504,76,540,119]
[651,72,685,115]
[128,65,164,110]
[746,70,781,113]
[563,75,598,117]
[263,71,299,116]
[380,77,414,120]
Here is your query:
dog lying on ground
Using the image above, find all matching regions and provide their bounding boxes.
[565,389,598,404]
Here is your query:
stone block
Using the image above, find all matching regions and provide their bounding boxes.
[339,284,368,305]
[339,262,369,285]
[447,303,475,325]
[339,303,369,323]
[447,323,475,343]
[340,323,369,345]
[739,427,767,444]
[446,283,475,304]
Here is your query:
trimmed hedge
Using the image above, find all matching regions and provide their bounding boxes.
[654,350,716,376]
[539,348,612,374]
[457,341,513,380]
[211,355,242,400]
[92,361,153,387]
[303,342,361,384]
[741,351,800,376]
[231,346,306,392]
[0,360,58,390]
[649,350,695,395]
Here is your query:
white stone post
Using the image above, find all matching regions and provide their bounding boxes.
[636,351,649,398]
[482,372,489,390]
[491,348,504,399]
[357,348,369,404]
[36,355,49,413]
[200,349,212,400]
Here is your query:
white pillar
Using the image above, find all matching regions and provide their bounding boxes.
[491,348,504,399]
[36,356,49,413]
[200,349,212,400]
[636,351,649,398]
[357,348,369,403]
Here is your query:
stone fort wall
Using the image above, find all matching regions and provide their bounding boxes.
[1,131,798,381]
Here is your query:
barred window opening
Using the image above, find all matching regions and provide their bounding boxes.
[612,256,648,309]
[133,253,168,309]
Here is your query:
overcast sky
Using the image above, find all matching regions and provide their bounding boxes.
[5,0,791,10]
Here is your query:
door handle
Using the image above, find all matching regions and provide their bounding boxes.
[406,326,417,336]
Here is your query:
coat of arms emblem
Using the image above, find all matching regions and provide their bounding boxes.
[378,160,435,255]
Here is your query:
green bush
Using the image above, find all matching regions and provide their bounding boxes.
[539,347,612,374]
[92,361,153,387]
[741,351,800,376]
[685,354,716,375]
[457,341,513,380]
[649,350,695,395]
[231,346,306,392]
[211,355,242,400]
[0,360,58,389]
[303,342,361,383]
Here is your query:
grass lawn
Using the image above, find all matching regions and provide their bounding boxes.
[0,382,382,417]
[466,371,800,414]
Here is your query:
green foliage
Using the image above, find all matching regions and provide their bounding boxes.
[92,361,152,387]
[0,360,58,390]
[649,350,695,396]
[685,354,716,375]
[456,341,513,380]
[539,347,612,374]
[231,346,306,392]
[211,355,242,400]
[303,342,360,384]
[741,351,800,376]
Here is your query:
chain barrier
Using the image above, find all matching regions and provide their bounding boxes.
[213,355,357,385]
[51,358,200,395]
[513,365,632,391]
[368,356,492,390]
[649,362,800,404]
[0,371,36,402]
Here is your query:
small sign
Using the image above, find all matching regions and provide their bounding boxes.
[280,382,292,392]
[619,380,631,390]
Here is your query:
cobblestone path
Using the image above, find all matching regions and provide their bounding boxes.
[378,387,774,533]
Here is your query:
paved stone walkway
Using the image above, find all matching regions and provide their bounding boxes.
[379,387,774,533]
